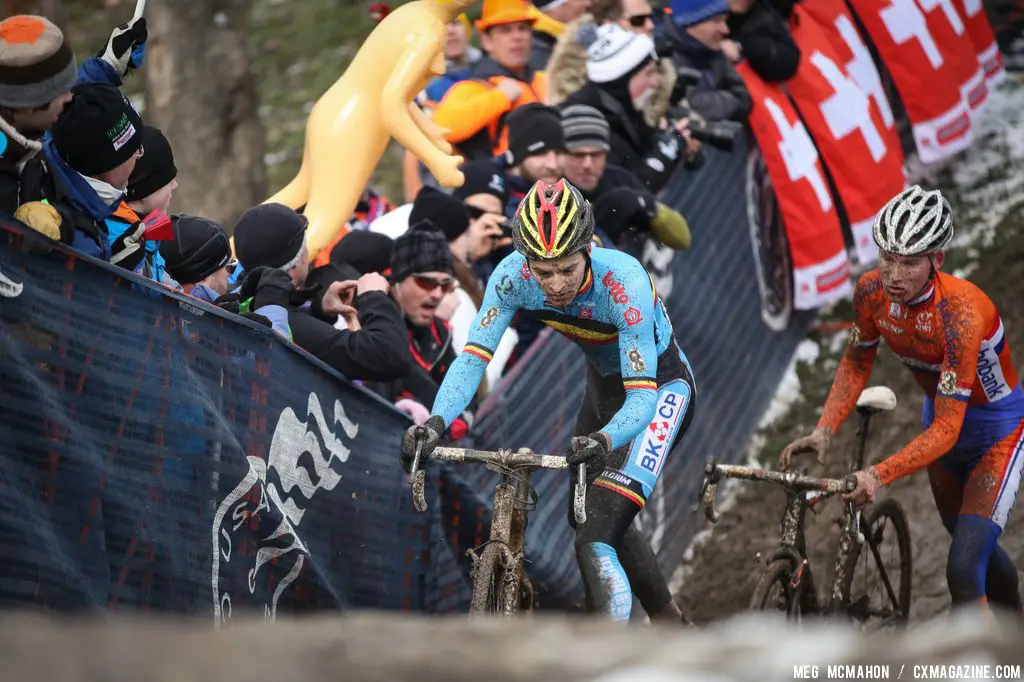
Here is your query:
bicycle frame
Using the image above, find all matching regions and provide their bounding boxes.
[407,445,587,615]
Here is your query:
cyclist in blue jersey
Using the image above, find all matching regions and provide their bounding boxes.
[400,178,697,624]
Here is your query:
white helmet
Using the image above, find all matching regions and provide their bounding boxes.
[872,185,954,256]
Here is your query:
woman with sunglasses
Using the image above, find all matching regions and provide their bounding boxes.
[401,179,698,626]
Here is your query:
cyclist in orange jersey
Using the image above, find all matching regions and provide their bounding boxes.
[781,186,1024,613]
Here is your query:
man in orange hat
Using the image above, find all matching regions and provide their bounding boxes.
[431,0,548,162]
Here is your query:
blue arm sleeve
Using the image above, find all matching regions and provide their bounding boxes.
[600,266,660,450]
[254,304,292,341]
[77,57,123,87]
[431,256,520,428]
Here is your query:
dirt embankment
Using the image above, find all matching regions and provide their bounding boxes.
[678,204,1024,625]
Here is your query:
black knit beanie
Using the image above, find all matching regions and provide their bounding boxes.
[391,220,454,281]
[453,159,508,204]
[410,185,470,242]
[329,230,394,275]
[51,82,143,177]
[161,214,231,285]
[127,125,177,202]
[506,103,566,166]
[233,203,308,270]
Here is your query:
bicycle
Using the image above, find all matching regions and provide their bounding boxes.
[699,386,913,629]
[408,440,587,617]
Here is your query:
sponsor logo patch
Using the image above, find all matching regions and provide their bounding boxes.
[632,387,688,477]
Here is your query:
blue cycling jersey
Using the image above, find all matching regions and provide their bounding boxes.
[432,248,689,450]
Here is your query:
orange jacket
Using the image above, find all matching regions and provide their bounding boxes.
[433,57,547,157]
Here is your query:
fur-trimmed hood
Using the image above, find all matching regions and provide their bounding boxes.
[544,13,676,127]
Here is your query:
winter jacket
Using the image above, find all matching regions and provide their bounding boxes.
[365,316,476,439]
[0,58,125,215]
[545,13,677,128]
[669,33,753,122]
[287,290,412,382]
[727,0,800,82]
[432,56,548,161]
[418,46,484,109]
[563,82,688,193]
[25,137,168,286]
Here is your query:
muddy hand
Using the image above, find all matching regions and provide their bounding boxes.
[842,468,882,508]
[778,428,832,470]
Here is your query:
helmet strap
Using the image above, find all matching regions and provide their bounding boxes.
[905,255,937,305]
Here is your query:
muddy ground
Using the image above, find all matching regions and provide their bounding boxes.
[677,202,1024,625]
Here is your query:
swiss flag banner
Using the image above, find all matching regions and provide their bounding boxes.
[787,2,906,268]
[847,0,979,163]
[736,63,852,310]
[952,0,1006,85]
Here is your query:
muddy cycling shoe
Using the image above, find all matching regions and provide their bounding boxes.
[400,414,445,473]
[566,433,610,483]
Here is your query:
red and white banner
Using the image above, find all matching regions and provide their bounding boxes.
[737,63,852,310]
[847,0,982,163]
[787,2,907,267]
[953,0,1006,85]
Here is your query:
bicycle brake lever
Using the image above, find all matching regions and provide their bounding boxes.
[573,463,587,525]
[848,503,864,545]
[411,439,427,513]
[693,476,710,513]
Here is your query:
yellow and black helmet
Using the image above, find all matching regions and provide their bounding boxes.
[511,179,595,261]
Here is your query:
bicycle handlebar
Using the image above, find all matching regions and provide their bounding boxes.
[699,457,857,523]
[408,443,588,525]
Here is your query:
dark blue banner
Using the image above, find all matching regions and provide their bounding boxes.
[0,216,426,618]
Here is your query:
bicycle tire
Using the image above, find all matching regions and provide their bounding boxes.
[749,558,800,615]
[469,543,507,616]
[839,498,912,628]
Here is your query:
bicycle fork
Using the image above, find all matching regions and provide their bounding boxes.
[485,469,533,615]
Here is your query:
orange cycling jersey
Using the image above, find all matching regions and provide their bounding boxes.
[819,271,1024,485]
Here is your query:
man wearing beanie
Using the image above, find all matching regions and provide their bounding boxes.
[126,126,178,216]
[0,13,149,213]
[563,23,699,192]
[529,0,594,72]
[364,220,476,442]
[233,202,410,382]
[452,158,513,267]
[560,103,691,249]
[502,102,567,201]
[432,0,547,161]
[666,0,752,122]
[162,214,235,301]
[14,83,173,284]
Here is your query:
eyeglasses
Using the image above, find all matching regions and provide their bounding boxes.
[627,13,654,27]
[412,274,458,294]
[223,258,238,273]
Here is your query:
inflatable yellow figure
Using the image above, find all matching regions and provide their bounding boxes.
[265,0,476,260]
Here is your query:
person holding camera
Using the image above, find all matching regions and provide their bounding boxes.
[562,23,700,194]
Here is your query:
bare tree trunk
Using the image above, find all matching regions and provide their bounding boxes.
[142,0,267,229]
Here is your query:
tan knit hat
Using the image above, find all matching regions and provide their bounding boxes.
[0,16,77,110]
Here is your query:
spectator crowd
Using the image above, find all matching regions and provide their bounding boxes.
[0,0,1021,430]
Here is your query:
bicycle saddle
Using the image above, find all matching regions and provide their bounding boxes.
[856,386,898,414]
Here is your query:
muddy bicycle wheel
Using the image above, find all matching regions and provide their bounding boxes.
[469,543,506,616]
[750,559,801,617]
[840,498,912,629]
